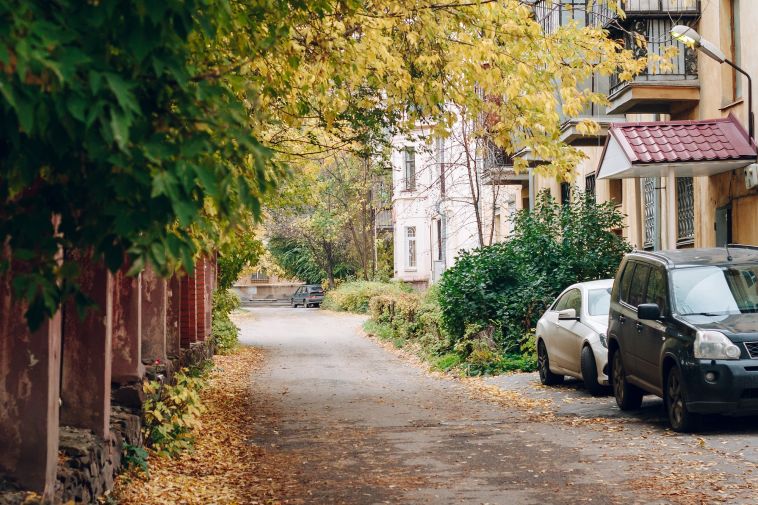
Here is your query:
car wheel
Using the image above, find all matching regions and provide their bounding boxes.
[580,345,604,396]
[537,340,564,386]
[612,351,643,410]
[665,366,700,432]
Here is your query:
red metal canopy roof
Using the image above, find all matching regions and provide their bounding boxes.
[597,114,757,179]
[611,114,755,163]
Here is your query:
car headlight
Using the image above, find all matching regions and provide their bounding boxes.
[694,331,741,360]
[599,333,608,349]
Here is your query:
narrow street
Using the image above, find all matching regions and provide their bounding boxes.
[238,307,757,504]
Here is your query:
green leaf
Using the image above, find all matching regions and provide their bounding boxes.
[110,108,131,150]
[105,73,140,114]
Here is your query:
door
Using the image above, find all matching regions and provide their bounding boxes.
[623,263,650,380]
[635,266,669,393]
[553,288,582,373]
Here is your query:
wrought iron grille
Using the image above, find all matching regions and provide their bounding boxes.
[676,177,694,245]
[590,0,700,28]
[643,177,658,250]
[483,139,514,170]
[585,173,596,199]
[534,0,586,34]
[609,18,698,95]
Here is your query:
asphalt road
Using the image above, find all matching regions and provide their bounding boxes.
[237,307,758,504]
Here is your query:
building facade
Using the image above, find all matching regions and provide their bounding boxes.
[390,122,521,287]
[530,0,757,250]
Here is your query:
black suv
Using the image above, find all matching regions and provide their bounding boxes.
[608,246,758,431]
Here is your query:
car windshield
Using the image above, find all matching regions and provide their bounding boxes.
[672,265,758,315]
[587,288,611,316]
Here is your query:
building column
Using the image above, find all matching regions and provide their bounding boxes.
[180,272,196,347]
[166,275,182,359]
[112,267,144,384]
[60,250,113,439]
[195,258,206,341]
[140,265,166,364]
[0,267,62,498]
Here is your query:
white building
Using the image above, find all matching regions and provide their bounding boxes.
[391,121,522,288]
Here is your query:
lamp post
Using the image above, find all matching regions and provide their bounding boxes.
[671,25,754,140]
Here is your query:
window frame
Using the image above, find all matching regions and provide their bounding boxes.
[405,226,417,269]
[403,146,416,191]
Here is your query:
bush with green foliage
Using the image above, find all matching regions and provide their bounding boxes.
[211,289,241,354]
[322,280,412,313]
[438,190,630,352]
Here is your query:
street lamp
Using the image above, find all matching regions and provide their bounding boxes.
[671,24,754,140]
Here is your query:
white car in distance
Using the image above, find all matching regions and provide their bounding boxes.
[535,279,613,396]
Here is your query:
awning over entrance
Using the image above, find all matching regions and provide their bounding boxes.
[597,115,756,179]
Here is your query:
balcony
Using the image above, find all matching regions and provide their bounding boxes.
[606,18,699,114]
[560,115,624,145]
[590,0,700,28]
[482,141,528,187]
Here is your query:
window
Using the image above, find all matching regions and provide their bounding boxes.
[628,264,651,308]
[561,289,582,314]
[560,182,571,206]
[406,227,417,268]
[645,268,668,315]
[677,177,694,246]
[588,288,611,316]
[404,147,416,191]
[672,265,758,315]
[618,262,636,305]
[585,173,596,200]
[436,219,443,261]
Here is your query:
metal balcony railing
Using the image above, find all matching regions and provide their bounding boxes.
[482,141,515,170]
[609,18,698,96]
[590,0,700,28]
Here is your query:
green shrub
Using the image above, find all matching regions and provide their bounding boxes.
[438,190,630,352]
[323,280,411,313]
[211,289,241,354]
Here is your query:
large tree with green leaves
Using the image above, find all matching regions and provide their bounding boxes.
[1,0,645,327]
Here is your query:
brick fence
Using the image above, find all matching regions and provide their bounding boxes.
[0,253,217,503]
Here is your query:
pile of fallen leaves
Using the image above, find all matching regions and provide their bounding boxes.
[112,347,269,505]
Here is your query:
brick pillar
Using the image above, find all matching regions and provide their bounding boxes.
[195,258,206,341]
[0,268,62,498]
[60,250,113,439]
[166,275,181,359]
[112,268,143,384]
[180,272,196,347]
[140,265,166,364]
[204,256,213,338]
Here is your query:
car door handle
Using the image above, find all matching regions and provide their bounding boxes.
[618,315,626,324]
[636,322,643,333]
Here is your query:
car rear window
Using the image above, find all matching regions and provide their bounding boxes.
[307,286,324,293]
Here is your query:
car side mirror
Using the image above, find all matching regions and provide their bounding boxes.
[637,303,661,320]
[558,308,578,321]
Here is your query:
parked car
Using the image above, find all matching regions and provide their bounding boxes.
[536,279,613,395]
[290,284,325,308]
[608,246,758,432]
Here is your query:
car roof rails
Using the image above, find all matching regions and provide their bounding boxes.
[632,249,674,266]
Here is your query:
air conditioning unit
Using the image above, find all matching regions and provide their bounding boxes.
[745,163,758,190]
